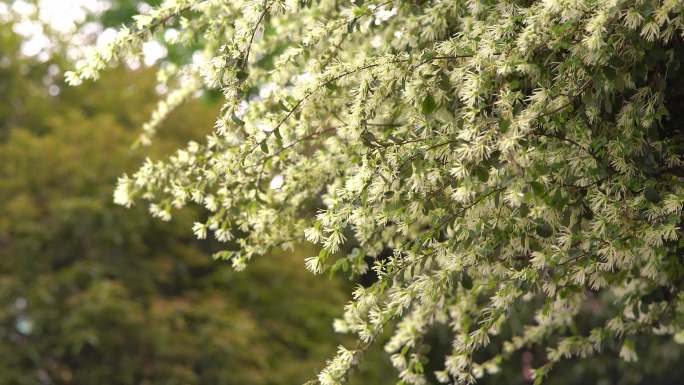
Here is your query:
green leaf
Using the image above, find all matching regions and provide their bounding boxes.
[473,166,489,182]
[519,204,530,217]
[236,70,248,82]
[536,222,553,238]
[461,272,473,290]
[285,95,297,107]
[529,181,545,196]
[626,177,641,192]
[346,18,357,34]
[498,118,511,132]
[278,100,291,112]
[644,186,661,203]
[231,112,245,126]
[421,94,437,115]
[423,50,435,61]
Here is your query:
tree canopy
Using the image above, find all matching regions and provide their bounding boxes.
[67,1,684,384]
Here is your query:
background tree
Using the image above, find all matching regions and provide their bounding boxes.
[0,14,391,385]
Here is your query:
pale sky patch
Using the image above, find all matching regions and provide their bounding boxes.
[7,0,167,67]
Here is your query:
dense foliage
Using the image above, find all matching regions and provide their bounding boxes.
[0,19,393,384]
[67,0,684,384]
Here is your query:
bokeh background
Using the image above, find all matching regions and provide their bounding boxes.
[0,1,392,384]
[1,1,684,385]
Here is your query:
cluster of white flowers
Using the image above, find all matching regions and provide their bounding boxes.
[70,0,684,383]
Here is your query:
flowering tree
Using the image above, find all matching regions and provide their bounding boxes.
[68,0,684,384]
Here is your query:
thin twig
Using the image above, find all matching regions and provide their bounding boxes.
[245,55,472,159]
[242,1,271,72]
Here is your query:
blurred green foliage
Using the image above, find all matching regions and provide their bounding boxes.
[0,20,392,385]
